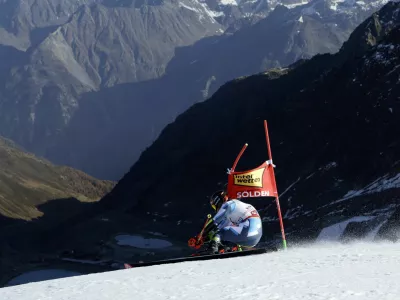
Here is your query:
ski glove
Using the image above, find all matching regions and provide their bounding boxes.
[204,221,218,242]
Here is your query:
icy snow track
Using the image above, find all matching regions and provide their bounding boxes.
[1,242,400,299]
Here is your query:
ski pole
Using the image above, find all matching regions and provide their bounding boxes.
[197,214,212,243]
[188,214,212,248]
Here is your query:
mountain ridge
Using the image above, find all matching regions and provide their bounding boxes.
[0,1,398,286]
[0,0,224,159]
[93,1,400,243]
[44,0,392,180]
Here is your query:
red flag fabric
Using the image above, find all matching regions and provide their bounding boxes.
[227,161,278,199]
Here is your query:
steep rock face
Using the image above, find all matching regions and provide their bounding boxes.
[94,1,400,245]
[0,0,222,158]
[0,0,100,50]
[47,0,392,180]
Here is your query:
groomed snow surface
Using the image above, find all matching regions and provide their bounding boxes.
[1,241,400,299]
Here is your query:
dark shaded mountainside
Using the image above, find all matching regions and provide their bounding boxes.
[46,0,391,180]
[0,136,114,221]
[86,1,400,248]
[0,135,114,286]
[0,1,399,287]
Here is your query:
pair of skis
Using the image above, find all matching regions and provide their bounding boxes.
[123,215,278,269]
[123,247,273,269]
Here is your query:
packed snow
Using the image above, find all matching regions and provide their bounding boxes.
[115,235,172,249]
[1,242,400,299]
[317,216,376,241]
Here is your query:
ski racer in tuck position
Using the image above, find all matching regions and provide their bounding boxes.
[203,190,263,254]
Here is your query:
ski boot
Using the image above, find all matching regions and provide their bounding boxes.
[208,235,223,254]
[231,245,243,252]
[222,242,243,253]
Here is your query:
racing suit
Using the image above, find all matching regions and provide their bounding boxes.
[209,199,263,251]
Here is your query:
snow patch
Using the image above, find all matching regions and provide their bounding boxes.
[147,231,168,237]
[298,15,304,22]
[284,205,304,219]
[115,235,172,249]
[262,215,279,222]
[327,173,400,206]
[305,172,316,180]
[317,216,376,241]
[219,0,238,5]
[319,161,337,171]
[200,3,224,18]
[280,177,301,198]
[178,1,224,22]
[283,0,309,9]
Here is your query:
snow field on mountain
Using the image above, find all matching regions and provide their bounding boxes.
[1,241,399,300]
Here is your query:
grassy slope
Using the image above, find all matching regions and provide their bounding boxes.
[0,137,115,220]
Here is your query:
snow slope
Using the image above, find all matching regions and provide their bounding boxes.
[1,242,400,299]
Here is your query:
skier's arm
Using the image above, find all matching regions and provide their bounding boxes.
[203,218,217,241]
[213,202,229,229]
[203,203,229,241]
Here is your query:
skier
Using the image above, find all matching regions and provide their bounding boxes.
[204,189,263,254]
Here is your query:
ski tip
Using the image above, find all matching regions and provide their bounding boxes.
[124,263,133,269]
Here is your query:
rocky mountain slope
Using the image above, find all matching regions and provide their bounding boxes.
[46,0,392,180]
[0,135,114,286]
[0,136,114,221]
[0,0,100,50]
[0,0,393,183]
[0,0,224,157]
[91,0,400,246]
[0,1,398,286]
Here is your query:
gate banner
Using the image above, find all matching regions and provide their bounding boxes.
[227,160,277,199]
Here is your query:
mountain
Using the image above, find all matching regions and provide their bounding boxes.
[1,242,399,294]
[0,1,398,287]
[0,135,114,286]
[44,0,392,180]
[0,0,100,50]
[0,0,224,159]
[0,136,114,221]
[90,0,400,247]
[14,2,396,275]
[0,0,267,52]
